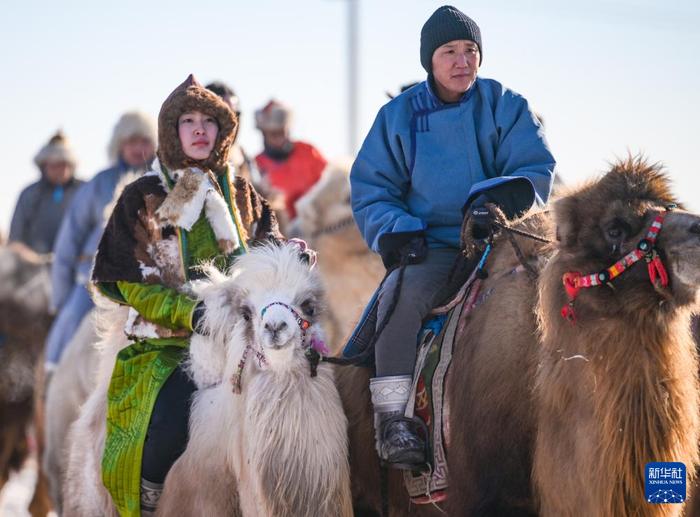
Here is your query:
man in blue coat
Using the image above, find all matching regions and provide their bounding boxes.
[45,111,156,372]
[350,5,556,469]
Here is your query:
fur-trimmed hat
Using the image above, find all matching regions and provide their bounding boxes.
[157,74,238,173]
[34,130,77,169]
[255,99,292,131]
[107,111,156,163]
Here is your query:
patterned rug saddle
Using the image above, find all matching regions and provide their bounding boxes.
[403,269,484,504]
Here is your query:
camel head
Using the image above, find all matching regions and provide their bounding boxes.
[200,241,323,371]
[234,241,325,372]
[552,155,700,311]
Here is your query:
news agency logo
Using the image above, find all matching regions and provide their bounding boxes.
[645,462,686,504]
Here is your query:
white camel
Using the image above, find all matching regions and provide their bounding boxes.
[63,242,352,517]
[43,310,99,510]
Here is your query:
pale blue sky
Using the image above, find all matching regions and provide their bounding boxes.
[2,0,699,232]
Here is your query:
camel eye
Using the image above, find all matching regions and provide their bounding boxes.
[607,227,622,239]
[604,219,630,241]
[300,299,315,317]
[240,306,252,322]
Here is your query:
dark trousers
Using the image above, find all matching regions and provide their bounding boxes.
[141,364,196,484]
[375,247,460,377]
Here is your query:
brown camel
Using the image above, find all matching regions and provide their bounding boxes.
[0,243,53,515]
[295,163,384,352]
[683,316,700,517]
[337,157,700,516]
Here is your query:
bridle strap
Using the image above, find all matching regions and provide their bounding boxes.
[561,210,671,323]
[572,212,666,289]
[260,300,324,378]
[261,301,311,332]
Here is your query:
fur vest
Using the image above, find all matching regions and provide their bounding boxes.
[93,158,280,317]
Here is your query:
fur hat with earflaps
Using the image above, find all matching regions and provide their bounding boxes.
[107,111,156,163]
[157,74,238,172]
[34,130,77,169]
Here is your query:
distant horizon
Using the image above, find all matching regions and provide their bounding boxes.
[3,0,699,235]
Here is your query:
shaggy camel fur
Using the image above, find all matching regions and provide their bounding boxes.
[0,244,53,515]
[62,292,128,517]
[43,310,99,511]
[295,163,384,351]
[337,157,700,516]
[64,243,352,516]
[159,243,352,516]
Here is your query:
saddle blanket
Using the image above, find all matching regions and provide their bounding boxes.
[403,275,483,504]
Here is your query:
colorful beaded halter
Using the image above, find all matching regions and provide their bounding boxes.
[561,207,673,324]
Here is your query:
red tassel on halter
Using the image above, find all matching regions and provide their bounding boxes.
[562,272,582,300]
[561,302,576,324]
[648,254,669,287]
[561,272,581,324]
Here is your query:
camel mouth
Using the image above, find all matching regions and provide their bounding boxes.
[267,340,294,351]
[668,247,700,288]
[259,336,309,373]
[261,332,302,353]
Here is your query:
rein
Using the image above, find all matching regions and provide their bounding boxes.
[471,212,552,282]
[326,214,551,369]
[492,220,552,244]
[493,215,552,280]
[321,259,408,367]
[560,210,671,324]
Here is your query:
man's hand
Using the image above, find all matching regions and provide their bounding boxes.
[399,235,428,265]
[469,195,496,240]
[378,230,428,269]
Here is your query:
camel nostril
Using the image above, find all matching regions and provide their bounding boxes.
[690,222,700,235]
[264,321,288,335]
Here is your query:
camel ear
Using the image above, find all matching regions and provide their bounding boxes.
[220,282,243,310]
[299,248,317,269]
[287,238,317,269]
[553,195,580,250]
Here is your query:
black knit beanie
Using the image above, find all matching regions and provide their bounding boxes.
[420,5,482,73]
